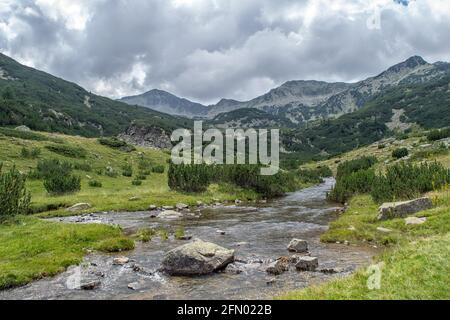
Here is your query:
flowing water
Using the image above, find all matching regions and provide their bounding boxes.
[0,178,378,300]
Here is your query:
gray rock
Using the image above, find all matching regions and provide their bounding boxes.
[128,281,146,291]
[158,210,183,219]
[162,240,235,276]
[224,263,244,274]
[266,258,289,275]
[378,197,433,220]
[176,203,189,210]
[287,239,308,253]
[15,125,31,132]
[376,227,393,233]
[162,206,175,210]
[79,279,101,290]
[216,230,226,235]
[405,217,427,225]
[148,205,157,210]
[66,203,92,212]
[295,257,319,272]
[113,257,130,265]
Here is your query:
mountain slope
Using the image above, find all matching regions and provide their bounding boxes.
[283,72,450,160]
[119,89,209,118]
[0,53,191,137]
[209,56,450,126]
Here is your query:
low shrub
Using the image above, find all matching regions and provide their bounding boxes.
[45,144,87,158]
[0,127,48,141]
[88,180,102,188]
[20,147,41,159]
[44,173,81,195]
[328,169,376,203]
[36,159,81,195]
[105,166,118,178]
[98,137,136,153]
[336,156,377,179]
[32,159,73,179]
[0,164,31,222]
[152,165,165,174]
[122,164,133,177]
[392,148,409,159]
[73,162,92,172]
[371,162,450,203]
[132,179,142,186]
[427,128,450,141]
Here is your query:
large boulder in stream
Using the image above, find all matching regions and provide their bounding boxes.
[162,240,235,276]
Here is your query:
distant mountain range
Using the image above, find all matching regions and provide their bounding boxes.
[120,56,450,127]
[1,52,449,160]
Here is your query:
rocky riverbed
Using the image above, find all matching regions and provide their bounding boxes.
[0,179,378,300]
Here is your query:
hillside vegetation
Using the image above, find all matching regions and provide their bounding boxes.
[280,132,450,300]
[0,53,191,137]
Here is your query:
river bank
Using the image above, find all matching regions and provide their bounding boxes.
[0,179,379,300]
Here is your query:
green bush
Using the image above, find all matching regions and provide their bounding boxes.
[329,157,378,203]
[168,163,211,192]
[336,156,377,179]
[105,166,118,178]
[152,165,165,174]
[168,162,299,197]
[32,159,73,179]
[37,159,81,195]
[45,144,87,158]
[371,162,450,203]
[427,128,450,141]
[0,127,48,142]
[392,148,409,159]
[44,174,81,195]
[122,164,133,177]
[98,137,136,152]
[328,169,376,203]
[0,164,31,222]
[72,162,92,172]
[88,180,102,188]
[20,147,41,159]
[131,179,142,186]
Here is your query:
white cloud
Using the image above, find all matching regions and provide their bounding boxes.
[0,0,449,104]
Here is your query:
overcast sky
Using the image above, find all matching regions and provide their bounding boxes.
[1,0,450,104]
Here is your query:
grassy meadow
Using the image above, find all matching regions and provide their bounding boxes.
[280,133,450,300]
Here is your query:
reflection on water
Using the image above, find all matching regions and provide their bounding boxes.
[0,179,377,300]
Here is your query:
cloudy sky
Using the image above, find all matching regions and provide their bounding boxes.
[1,0,450,104]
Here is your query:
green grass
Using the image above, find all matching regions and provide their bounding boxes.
[0,216,133,290]
[279,188,450,300]
[0,130,260,217]
[279,234,450,300]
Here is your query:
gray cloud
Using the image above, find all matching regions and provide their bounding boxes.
[1,0,450,104]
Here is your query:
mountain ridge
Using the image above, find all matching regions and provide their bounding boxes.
[119,56,450,127]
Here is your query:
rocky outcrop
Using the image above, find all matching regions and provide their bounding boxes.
[161,240,235,276]
[378,197,433,220]
[118,123,172,150]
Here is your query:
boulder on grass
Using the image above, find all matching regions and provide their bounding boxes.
[162,240,234,276]
[66,203,92,212]
[287,239,308,253]
[378,197,433,221]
